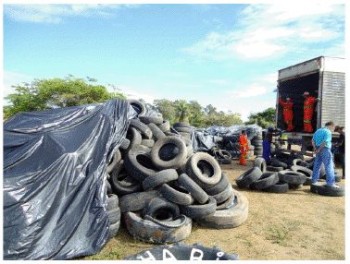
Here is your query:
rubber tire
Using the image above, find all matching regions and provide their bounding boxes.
[143,197,180,219]
[130,119,153,139]
[107,208,121,224]
[142,169,179,191]
[106,180,113,194]
[119,190,160,213]
[253,157,267,172]
[218,149,232,160]
[110,161,142,195]
[124,146,158,181]
[266,165,284,172]
[212,184,234,204]
[107,194,119,211]
[124,211,192,244]
[160,183,194,205]
[180,197,217,219]
[235,167,262,189]
[128,99,146,116]
[270,158,288,169]
[173,122,190,128]
[148,123,166,140]
[174,126,193,133]
[141,139,155,148]
[278,170,307,185]
[178,173,209,204]
[290,165,312,185]
[292,159,309,167]
[204,173,230,195]
[139,115,164,125]
[262,182,289,193]
[120,138,131,150]
[107,149,122,173]
[250,172,279,190]
[186,152,222,188]
[151,136,188,170]
[158,120,171,132]
[310,183,345,197]
[216,193,236,210]
[197,191,249,229]
[127,127,142,150]
[108,220,121,239]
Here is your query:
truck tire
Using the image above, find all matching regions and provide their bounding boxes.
[151,136,187,170]
[235,167,262,189]
[186,152,222,188]
[160,183,194,205]
[180,197,217,219]
[141,139,155,148]
[125,147,158,181]
[130,119,153,139]
[120,138,131,150]
[178,173,209,204]
[128,99,146,116]
[290,165,312,185]
[124,211,192,244]
[278,170,307,185]
[253,157,267,172]
[197,191,248,229]
[143,197,180,219]
[139,115,164,125]
[212,184,234,204]
[250,172,279,190]
[148,123,166,140]
[216,193,236,210]
[110,161,142,195]
[204,173,230,195]
[142,169,179,190]
[127,127,142,149]
[107,149,122,173]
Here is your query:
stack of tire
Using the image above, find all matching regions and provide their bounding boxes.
[106,194,121,239]
[210,147,232,165]
[173,122,193,142]
[251,133,263,157]
[105,99,249,244]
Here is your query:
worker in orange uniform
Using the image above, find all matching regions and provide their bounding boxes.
[303,91,318,133]
[239,130,249,165]
[279,97,295,132]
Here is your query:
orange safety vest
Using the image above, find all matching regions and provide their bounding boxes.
[304,96,317,132]
[279,98,294,131]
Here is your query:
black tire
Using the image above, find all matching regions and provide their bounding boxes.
[205,173,230,195]
[139,115,164,125]
[128,99,146,116]
[216,193,236,210]
[124,211,192,244]
[143,197,180,219]
[266,165,284,172]
[270,158,288,169]
[124,146,158,182]
[212,184,234,204]
[263,182,289,193]
[198,190,249,229]
[310,183,345,197]
[141,139,155,148]
[289,183,303,189]
[107,208,121,224]
[126,127,142,150]
[218,149,232,160]
[144,214,189,228]
[160,183,194,205]
[186,144,194,157]
[110,161,142,195]
[250,172,279,190]
[108,221,120,239]
[107,149,122,173]
[292,159,309,167]
[106,180,113,194]
[158,120,171,132]
[173,122,190,128]
[142,169,179,191]
[290,165,312,185]
[107,194,119,211]
[278,170,307,185]
[180,197,217,219]
[179,132,191,141]
[119,190,159,213]
[178,173,209,204]
[235,167,262,189]
[148,123,166,140]
[175,126,193,133]
[151,136,187,170]
[217,158,232,165]
[130,119,153,139]
[186,152,222,188]
[253,157,267,172]
[120,138,131,150]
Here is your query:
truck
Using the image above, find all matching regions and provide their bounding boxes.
[275,56,346,153]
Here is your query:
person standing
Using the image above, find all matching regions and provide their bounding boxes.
[311,121,338,187]
[337,127,345,179]
[279,97,294,132]
[262,127,273,163]
[303,91,319,133]
[239,130,249,166]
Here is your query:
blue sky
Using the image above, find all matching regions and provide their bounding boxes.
[3,3,345,120]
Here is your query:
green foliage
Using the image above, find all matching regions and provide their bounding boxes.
[154,99,243,127]
[245,107,276,128]
[4,76,125,119]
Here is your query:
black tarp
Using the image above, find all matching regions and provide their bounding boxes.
[3,99,136,260]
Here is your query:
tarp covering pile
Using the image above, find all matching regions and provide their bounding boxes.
[192,124,262,153]
[3,99,136,260]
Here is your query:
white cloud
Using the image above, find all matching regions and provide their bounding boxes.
[3,71,34,105]
[184,3,344,60]
[230,85,267,98]
[4,4,127,23]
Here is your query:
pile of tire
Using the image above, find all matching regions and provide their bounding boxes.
[251,133,263,157]
[104,99,249,244]
[210,147,232,165]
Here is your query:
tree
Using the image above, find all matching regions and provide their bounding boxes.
[174,100,191,123]
[245,107,276,128]
[154,99,177,124]
[4,76,125,119]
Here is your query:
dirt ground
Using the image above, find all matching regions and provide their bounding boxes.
[85,160,345,260]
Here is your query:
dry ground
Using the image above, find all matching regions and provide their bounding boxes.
[86,160,345,260]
